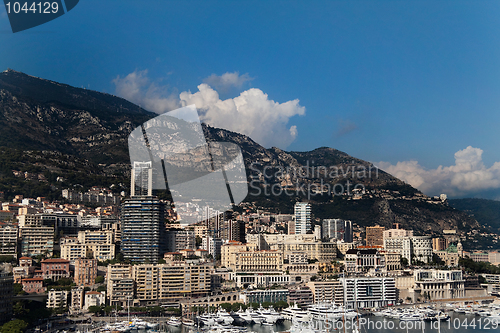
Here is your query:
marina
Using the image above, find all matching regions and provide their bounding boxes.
[65,301,500,333]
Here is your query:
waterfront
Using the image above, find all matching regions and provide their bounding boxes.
[76,311,499,333]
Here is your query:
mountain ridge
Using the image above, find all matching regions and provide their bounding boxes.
[0,69,484,236]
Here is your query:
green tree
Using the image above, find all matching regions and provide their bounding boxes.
[0,319,28,333]
[88,306,102,315]
[97,285,107,292]
[95,276,105,284]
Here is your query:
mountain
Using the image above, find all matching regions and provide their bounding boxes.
[0,69,483,235]
[449,198,500,233]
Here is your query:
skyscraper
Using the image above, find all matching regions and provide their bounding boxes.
[121,196,165,263]
[130,161,153,197]
[294,202,311,234]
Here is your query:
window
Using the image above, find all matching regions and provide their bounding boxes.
[366,286,373,297]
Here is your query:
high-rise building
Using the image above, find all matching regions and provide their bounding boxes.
[130,161,153,197]
[165,229,195,252]
[121,196,165,263]
[322,219,353,242]
[366,225,385,247]
[294,202,311,234]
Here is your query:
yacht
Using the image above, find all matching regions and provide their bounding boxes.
[256,305,278,324]
[234,306,252,323]
[216,308,234,325]
[281,303,309,322]
[167,316,182,327]
[246,307,265,324]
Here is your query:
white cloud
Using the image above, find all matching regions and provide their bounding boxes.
[180,84,305,148]
[113,70,305,149]
[376,146,500,197]
[112,70,180,114]
[203,72,253,93]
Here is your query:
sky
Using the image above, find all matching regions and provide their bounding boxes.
[1,0,500,199]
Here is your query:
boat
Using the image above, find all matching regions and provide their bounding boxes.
[182,317,195,326]
[245,307,265,324]
[216,308,234,325]
[167,316,182,327]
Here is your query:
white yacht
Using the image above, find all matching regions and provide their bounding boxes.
[167,316,182,327]
[281,303,309,322]
[216,308,234,325]
[256,305,278,324]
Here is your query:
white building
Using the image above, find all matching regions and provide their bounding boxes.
[338,277,397,309]
[384,236,432,264]
[84,291,105,311]
[202,236,222,259]
[414,269,464,300]
[294,202,311,234]
[47,289,68,309]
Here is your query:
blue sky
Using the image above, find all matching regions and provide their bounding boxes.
[1,0,500,198]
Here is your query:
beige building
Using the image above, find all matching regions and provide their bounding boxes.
[60,230,115,261]
[366,226,385,247]
[107,264,134,307]
[70,287,84,314]
[306,280,343,304]
[380,251,401,271]
[132,261,212,306]
[74,258,97,287]
[414,269,465,300]
[246,233,338,262]
[221,241,257,269]
[19,226,54,257]
[234,250,283,273]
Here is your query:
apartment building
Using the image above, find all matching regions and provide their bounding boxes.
[131,262,211,306]
[70,287,84,314]
[121,196,165,263]
[0,224,17,256]
[294,202,311,234]
[322,219,353,242]
[221,241,257,269]
[47,289,68,309]
[288,286,314,307]
[307,280,343,304]
[107,264,134,308]
[384,235,432,264]
[74,258,97,287]
[60,230,116,261]
[366,226,385,247]
[165,229,195,252]
[19,226,54,257]
[84,291,105,311]
[18,213,80,235]
[338,277,397,309]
